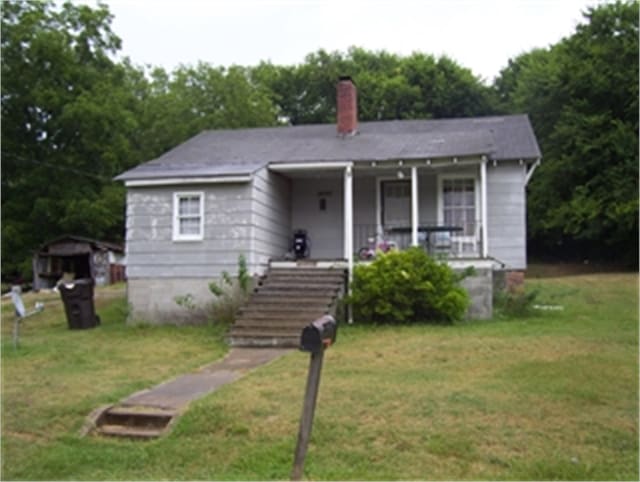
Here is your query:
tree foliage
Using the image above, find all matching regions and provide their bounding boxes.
[134,63,279,159]
[1,0,139,277]
[251,47,497,124]
[496,1,639,264]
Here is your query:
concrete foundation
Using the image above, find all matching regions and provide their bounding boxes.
[128,262,494,324]
[458,267,493,320]
[127,278,216,324]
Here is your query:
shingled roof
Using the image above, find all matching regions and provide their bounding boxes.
[115,114,541,181]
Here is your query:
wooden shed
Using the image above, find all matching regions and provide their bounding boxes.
[33,235,125,290]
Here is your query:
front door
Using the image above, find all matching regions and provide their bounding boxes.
[381,180,411,247]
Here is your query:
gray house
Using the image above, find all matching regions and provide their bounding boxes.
[116,78,541,324]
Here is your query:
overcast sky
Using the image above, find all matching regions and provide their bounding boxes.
[93,0,609,83]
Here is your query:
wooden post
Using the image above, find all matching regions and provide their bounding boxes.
[291,349,325,481]
[13,316,21,349]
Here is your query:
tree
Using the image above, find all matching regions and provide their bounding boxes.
[143,63,278,152]
[495,1,639,265]
[251,47,498,125]
[1,1,142,278]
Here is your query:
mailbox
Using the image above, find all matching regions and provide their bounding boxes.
[300,315,337,353]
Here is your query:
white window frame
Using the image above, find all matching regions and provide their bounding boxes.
[173,191,205,242]
[437,172,480,255]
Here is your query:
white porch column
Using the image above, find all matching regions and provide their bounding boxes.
[480,159,489,257]
[344,164,354,273]
[411,166,419,246]
[344,165,354,324]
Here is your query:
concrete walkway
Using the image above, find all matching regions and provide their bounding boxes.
[122,347,291,410]
[88,347,292,438]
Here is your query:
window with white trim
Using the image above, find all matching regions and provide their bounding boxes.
[442,178,476,236]
[173,192,204,241]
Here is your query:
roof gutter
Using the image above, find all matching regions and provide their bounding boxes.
[524,158,541,186]
[123,175,252,187]
[269,161,354,172]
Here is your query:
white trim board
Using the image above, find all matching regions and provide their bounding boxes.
[125,176,252,187]
[270,161,354,172]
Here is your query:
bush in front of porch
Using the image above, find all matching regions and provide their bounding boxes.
[347,247,470,324]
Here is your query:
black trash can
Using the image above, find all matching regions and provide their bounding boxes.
[58,278,101,329]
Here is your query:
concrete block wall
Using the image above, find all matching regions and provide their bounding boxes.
[458,267,493,320]
[127,278,215,324]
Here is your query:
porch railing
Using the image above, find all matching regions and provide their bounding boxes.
[354,222,482,258]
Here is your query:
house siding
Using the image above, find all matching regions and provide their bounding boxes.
[250,168,292,273]
[353,175,376,251]
[125,183,254,321]
[353,175,376,227]
[291,177,344,259]
[417,173,438,223]
[486,164,527,269]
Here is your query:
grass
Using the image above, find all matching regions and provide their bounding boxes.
[1,272,638,480]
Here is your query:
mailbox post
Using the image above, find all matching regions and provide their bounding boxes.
[291,315,337,481]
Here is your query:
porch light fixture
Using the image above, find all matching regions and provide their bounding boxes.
[398,160,404,166]
[397,170,405,179]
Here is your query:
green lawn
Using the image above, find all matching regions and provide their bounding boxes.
[2,273,638,480]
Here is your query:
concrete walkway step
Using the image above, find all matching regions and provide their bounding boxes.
[93,404,177,439]
[237,308,326,319]
[229,334,299,348]
[255,285,338,298]
[248,295,334,305]
[229,329,301,338]
[261,274,344,284]
[231,324,306,334]
[267,268,346,276]
[257,281,341,290]
[98,424,166,439]
[234,317,322,326]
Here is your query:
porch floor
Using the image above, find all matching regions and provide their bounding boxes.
[270,259,348,269]
[270,257,496,270]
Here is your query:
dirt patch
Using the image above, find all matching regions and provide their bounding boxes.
[5,430,47,443]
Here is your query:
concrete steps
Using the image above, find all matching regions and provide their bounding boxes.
[229,266,346,347]
[92,405,178,439]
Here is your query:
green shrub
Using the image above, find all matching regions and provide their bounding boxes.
[208,254,251,324]
[346,247,470,324]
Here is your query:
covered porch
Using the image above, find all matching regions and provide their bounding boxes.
[269,155,490,271]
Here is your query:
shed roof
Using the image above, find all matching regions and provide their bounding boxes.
[37,235,124,255]
[116,114,541,181]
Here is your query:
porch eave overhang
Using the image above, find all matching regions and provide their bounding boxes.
[268,153,507,173]
[266,154,540,177]
[363,154,488,169]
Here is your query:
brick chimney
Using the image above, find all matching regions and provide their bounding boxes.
[336,76,358,136]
